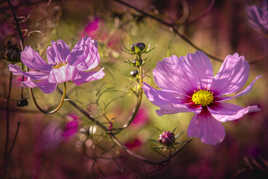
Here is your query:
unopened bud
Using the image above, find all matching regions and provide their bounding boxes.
[158,131,175,146]
[131,42,146,54]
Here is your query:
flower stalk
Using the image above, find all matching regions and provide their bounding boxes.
[30,82,67,114]
[109,53,144,134]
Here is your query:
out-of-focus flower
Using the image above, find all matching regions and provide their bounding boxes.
[36,113,79,152]
[125,138,143,150]
[62,113,79,141]
[82,17,100,38]
[36,122,63,152]
[143,51,261,145]
[81,17,122,52]
[131,107,149,127]
[8,36,105,93]
[247,0,268,35]
[158,131,175,146]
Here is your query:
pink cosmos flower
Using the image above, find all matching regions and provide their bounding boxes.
[8,36,105,93]
[247,0,268,35]
[143,51,261,145]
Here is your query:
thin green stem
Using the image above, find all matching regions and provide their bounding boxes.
[30,82,67,114]
[58,86,192,165]
[57,87,108,131]
[106,54,144,135]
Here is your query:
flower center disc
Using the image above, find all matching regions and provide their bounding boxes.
[53,62,67,69]
[192,90,214,106]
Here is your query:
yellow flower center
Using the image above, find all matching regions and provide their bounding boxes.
[192,89,214,106]
[53,62,67,69]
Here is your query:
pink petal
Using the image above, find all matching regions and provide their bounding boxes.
[67,36,100,71]
[142,83,195,115]
[34,79,57,94]
[48,65,74,84]
[181,51,214,90]
[9,64,48,80]
[156,103,198,116]
[187,112,225,145]
[72,67,105,85]
[22,77,37,88]
[46,40,70,65]
[208,102,261,122]
[211,53,249,95]
[21,46,51,72]
[153,51,213,94]
[219,75,262,101]
[9,64,56,93]
[62,116,79,141]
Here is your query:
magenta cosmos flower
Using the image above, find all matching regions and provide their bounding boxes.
[143,51,261,145]
[8,36,105,93]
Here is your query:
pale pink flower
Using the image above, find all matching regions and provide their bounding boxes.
[9,36,105,93]
[143,51,261,145]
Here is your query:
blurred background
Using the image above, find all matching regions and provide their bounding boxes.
[0,0,268,178]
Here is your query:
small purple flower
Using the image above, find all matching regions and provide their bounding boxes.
[247,0,268,35]
[143,51,261,145]
[8,36,105,93]
[158,131,175,146]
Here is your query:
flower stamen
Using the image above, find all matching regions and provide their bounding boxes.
[192,89,214,106]
[53,62,67,69]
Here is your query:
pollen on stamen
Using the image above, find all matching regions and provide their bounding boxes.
[191,89,214,106]
[53,62,67,69]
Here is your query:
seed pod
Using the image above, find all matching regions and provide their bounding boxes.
[130,70,139,77]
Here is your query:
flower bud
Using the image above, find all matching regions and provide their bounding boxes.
[158,131,175,146]
[131,42,146,54]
